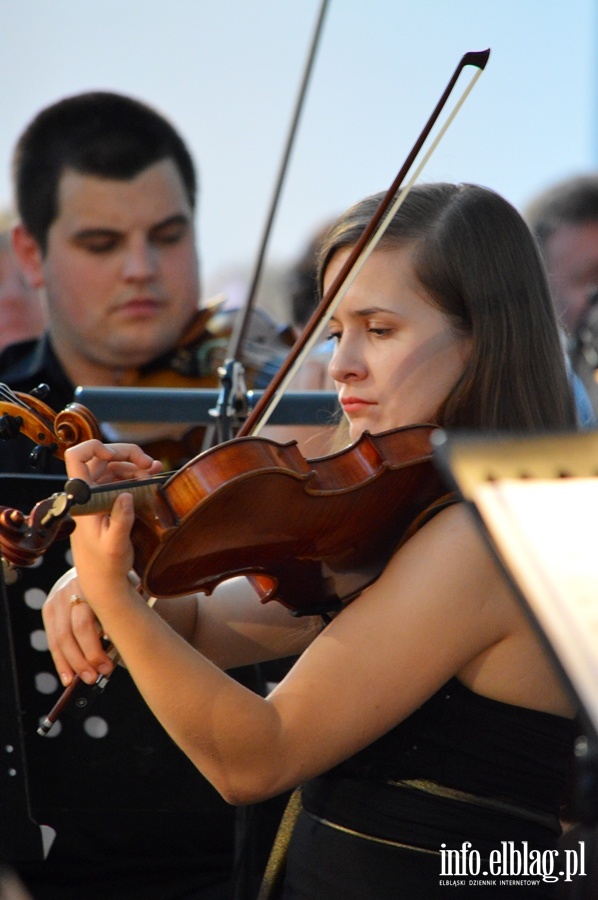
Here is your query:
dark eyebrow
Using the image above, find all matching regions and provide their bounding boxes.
[354,306,398,317]
[329,305,399,324]
[149,213,190,233]
[72,227,121,241]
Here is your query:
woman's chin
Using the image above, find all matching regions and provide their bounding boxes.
[348,422,365,443]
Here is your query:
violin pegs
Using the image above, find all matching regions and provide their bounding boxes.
[0,413,23,441]
[30,382,51,400]
[29,443,56,472]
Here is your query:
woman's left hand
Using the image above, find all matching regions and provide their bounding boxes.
[64,438,163,486]
[62,439,162,601]
[43,439,160,684]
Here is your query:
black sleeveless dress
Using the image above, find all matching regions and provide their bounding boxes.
[282,678,575,899]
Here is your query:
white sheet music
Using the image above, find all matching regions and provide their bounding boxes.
[473,477,598,726]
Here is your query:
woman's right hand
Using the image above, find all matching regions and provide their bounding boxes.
[43,567,117,687]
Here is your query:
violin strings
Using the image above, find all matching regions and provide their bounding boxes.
[0,382,30,410]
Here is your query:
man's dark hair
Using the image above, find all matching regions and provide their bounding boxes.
[12,91,198,252]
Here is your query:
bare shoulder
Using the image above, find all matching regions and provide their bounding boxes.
[395,502,576,717]
[263,501,573,780]
[384,500,513,621]
[318,503,514,707]
[323,499,574,719]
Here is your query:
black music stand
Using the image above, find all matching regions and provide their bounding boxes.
[74,387,339,426]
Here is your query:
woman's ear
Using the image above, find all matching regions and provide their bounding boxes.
[12,224,45,289]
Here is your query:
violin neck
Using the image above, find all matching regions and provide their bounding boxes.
[69,478,163,516]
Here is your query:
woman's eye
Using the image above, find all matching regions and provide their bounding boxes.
[327,331,341,343]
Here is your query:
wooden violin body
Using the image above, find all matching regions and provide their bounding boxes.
[0,417,449,614]
[128,424,448,613]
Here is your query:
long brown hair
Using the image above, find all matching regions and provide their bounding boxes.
[318,183,578,431]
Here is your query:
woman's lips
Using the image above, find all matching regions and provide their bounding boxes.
[340,396,376,414]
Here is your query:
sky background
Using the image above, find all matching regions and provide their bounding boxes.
[1,0,597,308]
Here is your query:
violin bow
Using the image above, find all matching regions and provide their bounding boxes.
[237,48,491,439]
[208,0,330,442]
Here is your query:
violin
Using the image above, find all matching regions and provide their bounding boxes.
[72,425,451,611]
[0,388,451,612]
[0,419,450,611]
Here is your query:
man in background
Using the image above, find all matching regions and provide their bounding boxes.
[525,174,598,416]
[0,90,279,900]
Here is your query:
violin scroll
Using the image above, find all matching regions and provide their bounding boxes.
[55,403,103,450]
[0,383,102,468]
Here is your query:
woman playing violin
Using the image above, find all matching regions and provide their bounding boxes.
[44,183,579,898]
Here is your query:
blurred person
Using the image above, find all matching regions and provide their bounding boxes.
[1,90,281,900]
[525,174,598,415]
[255,223,335,393]
[0,228,45,350]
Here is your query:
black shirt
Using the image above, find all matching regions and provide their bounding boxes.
[0,335,278,900]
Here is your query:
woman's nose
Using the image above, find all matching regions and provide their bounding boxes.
[328,338,368,383]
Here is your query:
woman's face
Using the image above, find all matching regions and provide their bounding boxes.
[325,244,471,442]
